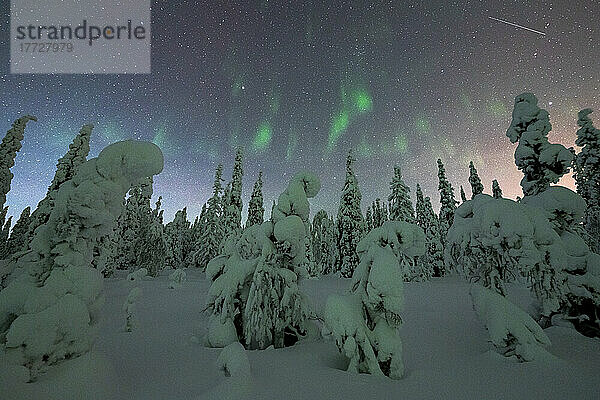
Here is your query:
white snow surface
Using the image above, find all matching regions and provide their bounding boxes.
[1,270,599,399]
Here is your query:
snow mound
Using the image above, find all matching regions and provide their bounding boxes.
[168,269,187,289]
[470,285,553,362]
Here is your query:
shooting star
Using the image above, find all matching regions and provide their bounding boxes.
[488,16,546,36]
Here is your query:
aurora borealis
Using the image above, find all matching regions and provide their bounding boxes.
[1,1,599,222]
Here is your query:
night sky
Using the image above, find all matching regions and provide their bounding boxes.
[1,1,599,223]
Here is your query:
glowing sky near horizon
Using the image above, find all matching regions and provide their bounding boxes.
[0,1,598,223]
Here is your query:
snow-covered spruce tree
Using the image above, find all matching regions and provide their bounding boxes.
[0,116,36,211]
[190,165,224,269]
[27,124,93,243]
[574,109,600,253]
[365,205,373,232]
[446,195,560,360]
[110,178,154,271]
[164,207,192,269]
[0,141,163,379]
[324,221,425,379]
[437,159,457,234]
[247,172,264,227]
[437,159,457,273]
[521,187,600,336]
[506,93,573,196]
[372,199,384,228]
[492,179,503,199]
[388,166,414,222]
[414,184,442,279]
[336,151,365,277]
[205,172,320,349]
[5,207,30,257]
[468,161,484,198]
[312,210,337,275]
[0,213,12,259]
[136,196,168,277]
[460,185,467,203]
[222,149,244,241]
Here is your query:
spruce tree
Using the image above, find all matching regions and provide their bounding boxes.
[365,205,373,232]
[5,206,30,257]
[0,116,36,254]
[468,161,484,198]
[506,93,572,196]
[137,197,168,277]
[388,166,414,222]
[437,158,457,239]
[492,179,503,199]
[223,149,244,239]
[165,207,192,269]
[0,115,36,210]
[312,210,337,274]
[28,124,93,240]
[460,186,467,203]
[336,150,365,277]
[415,184,444,277]
[193,164,225,269]
[0,213,12,259]
[247,172,264,227]
[574,109,600,252]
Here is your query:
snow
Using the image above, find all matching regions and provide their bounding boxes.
[2,270,599,399]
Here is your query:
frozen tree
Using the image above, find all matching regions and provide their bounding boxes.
[168,269,187,289]
[470,285,553,362]
[336,151,365,277]
[460,186,467,203]
[388,166,414,222]
[414,184,443,278]
[123,287,142,332]
[468,161,484,198]
[5,207,30,257]
[506,93,573,196]
[223,149,244,240]
[312,210,337,275]
[0,116,36,210]
[0,140,163,379]
[437,159,457,248]
[372,199,385,228]
[247,172,264,227]
[190,165,225,269]
[324,221,425,379]
[492,179,503,199]
[27,124,93,242]
[365,206,373,232]
[205,172,320,349]
[109,178,154,272]
[574,109,600,253]
[136,197,168,277]
[0,213,12,259]
[165,207,192,269]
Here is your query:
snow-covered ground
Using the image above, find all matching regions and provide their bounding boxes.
[2,269,599,400]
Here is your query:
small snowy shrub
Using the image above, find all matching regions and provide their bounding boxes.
[168,269,187,289]
[325,221,425,379]
[470,285,553,362]
[127,267,148,282]
[216,342,250,378]
[123,287,142,332]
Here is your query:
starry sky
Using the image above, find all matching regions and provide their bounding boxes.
[1,0,599,223]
